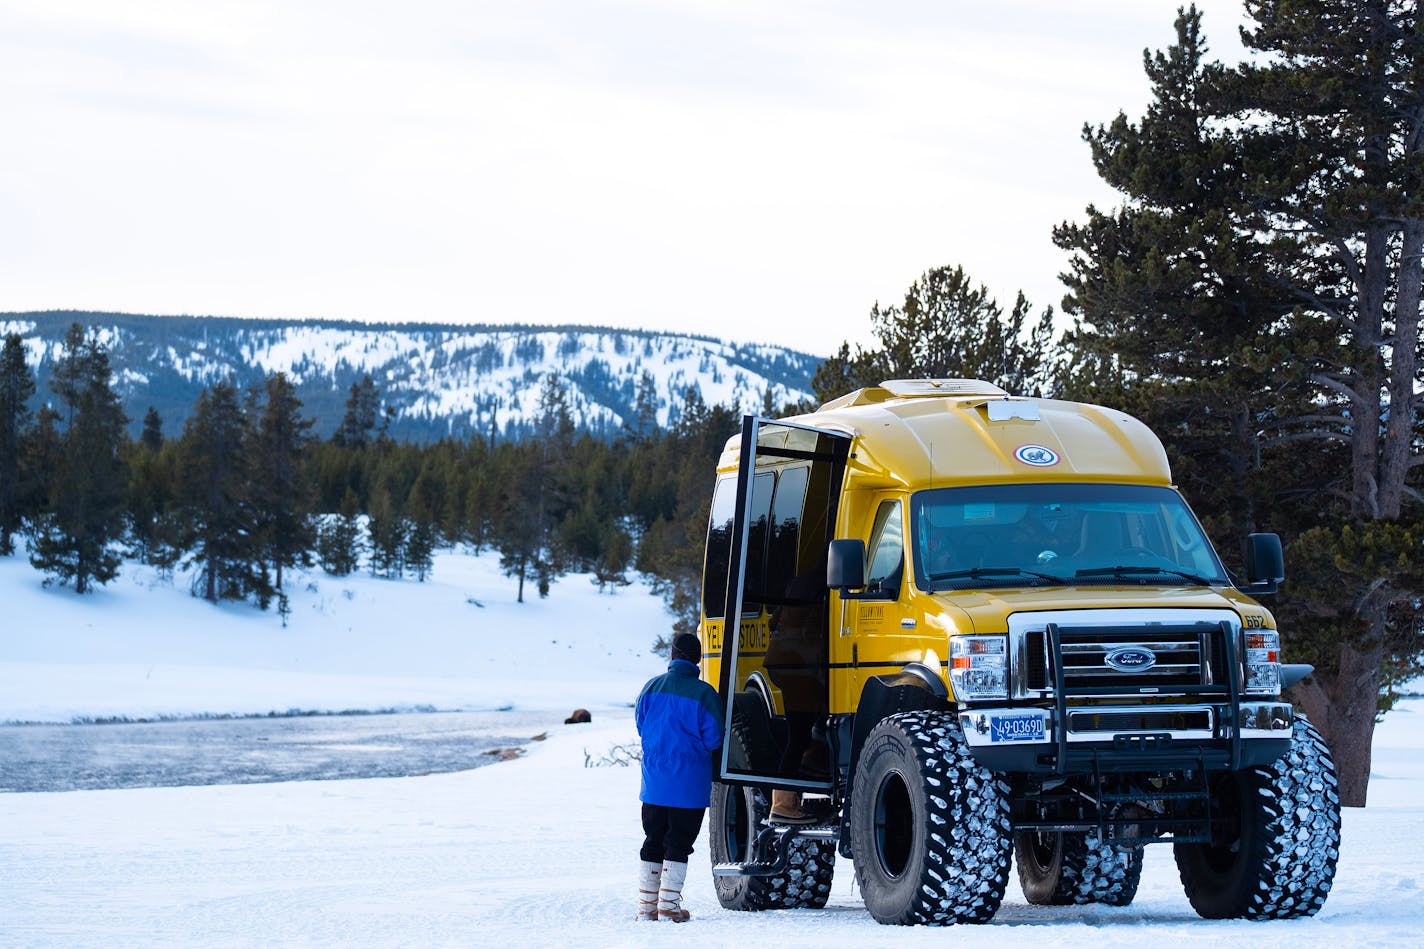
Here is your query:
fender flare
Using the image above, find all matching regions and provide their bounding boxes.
[843,667,953,854]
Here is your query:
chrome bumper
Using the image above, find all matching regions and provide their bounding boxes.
[958,701,1294,748]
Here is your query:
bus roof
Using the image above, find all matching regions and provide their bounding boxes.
[720,380,1173,490]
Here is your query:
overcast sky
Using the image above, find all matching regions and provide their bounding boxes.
[0,1,1251,356]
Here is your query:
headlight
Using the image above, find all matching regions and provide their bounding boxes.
[1243,630,1281,694]
[950,635,1008,701]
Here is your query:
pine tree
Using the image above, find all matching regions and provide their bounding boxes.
[48,323,89,428]
[317,487,364,576]
[593,522,634,592]
[492,373,578,600]
[630,369,660,439]
[366,486,405,579]
[1054,7,1295,541]
[404,465,439,581]
[179,381,264,603]
[140,406,164,452]
[810,265,1057,403]
[634,386,739,636]
[249,373,316,591]
[333,374,381,448]
[22,406,61,519]
[491,442,537,602]
[126,409,183,573]
[1057,2,1424,805]
[27,328,128,592]
[1222,0,1424,807]
[0,333,35,556]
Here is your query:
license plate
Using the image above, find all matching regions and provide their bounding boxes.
[989,715,1045,743]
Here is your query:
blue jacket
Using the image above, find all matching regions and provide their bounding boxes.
[636,659,724,808]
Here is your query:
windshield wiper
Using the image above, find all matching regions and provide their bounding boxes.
[1074,565,1215,585]
[927,566,1068,585]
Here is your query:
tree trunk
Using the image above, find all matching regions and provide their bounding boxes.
[1292,637,1383,807]
[1229,400,1257,534]
[1380,218,1423,517]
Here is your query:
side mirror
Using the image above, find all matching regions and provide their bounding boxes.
[827,539,867,592]
[1243,532,1284,594]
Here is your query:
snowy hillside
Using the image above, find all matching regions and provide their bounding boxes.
[3,550,1421,945]
[0,549,670,724]
[0,312,821,441]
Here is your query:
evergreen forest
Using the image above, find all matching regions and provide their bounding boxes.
[0,323,756,645]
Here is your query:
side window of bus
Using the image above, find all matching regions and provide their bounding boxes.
[866,500,904,599]
[741,472,776,612]
[702,478,737,618]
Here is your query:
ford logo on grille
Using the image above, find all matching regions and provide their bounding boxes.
[1105,647,1157,672]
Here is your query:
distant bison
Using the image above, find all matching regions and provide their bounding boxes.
[564,708,592,724]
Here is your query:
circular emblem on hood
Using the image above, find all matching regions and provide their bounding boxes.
[1014,444,1059,467]
[1105,646,1157,672]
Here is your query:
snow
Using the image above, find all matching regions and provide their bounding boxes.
[0,551,668,724]
[2,549,1423,946]
[232,324,808,430]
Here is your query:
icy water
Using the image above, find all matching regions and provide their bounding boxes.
[0,709,565,792]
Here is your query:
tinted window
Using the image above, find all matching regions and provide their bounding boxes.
[866,500,904,597]
[741,472,776,609]
[701,478,737,618]
[910,483,1228,590]
[765,466,809,605]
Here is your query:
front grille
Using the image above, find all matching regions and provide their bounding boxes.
[1025,631,1048,690]
[1068,708,1212,732]
[1022,622,1230,696]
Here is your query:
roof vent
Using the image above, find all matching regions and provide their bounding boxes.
[878,379,1008,398]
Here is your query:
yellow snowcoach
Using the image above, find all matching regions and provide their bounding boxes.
[699,379,1339,925]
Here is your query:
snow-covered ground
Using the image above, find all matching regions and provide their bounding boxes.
[2,550,1422,946]
[0,550,669,724]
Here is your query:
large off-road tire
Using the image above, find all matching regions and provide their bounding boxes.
[708,710,835,911]
[1014,830,1143,906]
[850,710,1012,925]
[1174,717,1341,919]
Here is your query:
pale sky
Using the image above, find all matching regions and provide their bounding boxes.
[0,1,1249,356]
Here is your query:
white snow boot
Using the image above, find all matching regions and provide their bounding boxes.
[636,860,662,921]
[658,860,691,922]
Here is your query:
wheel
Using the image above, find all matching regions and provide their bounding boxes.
[1174,716,1341,919]
[1014,829,1143,906]
[708,710,835,911]
[849,710,1012,925]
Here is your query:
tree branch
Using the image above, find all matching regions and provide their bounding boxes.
[1257,414,1352,431]
[1260,431,1353,448]
[1309,372,1366,403]
[1290,286,1355,327]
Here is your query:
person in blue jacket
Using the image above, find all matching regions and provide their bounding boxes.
[634,632,724,922]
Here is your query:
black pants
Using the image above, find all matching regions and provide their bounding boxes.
[640,803,706,864]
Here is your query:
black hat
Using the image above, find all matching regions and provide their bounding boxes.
[670,633,702,664]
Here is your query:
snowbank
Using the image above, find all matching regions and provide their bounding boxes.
[0,550,670,723]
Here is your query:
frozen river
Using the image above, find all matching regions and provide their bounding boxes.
[0,709,565,792]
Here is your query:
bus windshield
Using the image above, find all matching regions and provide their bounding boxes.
[909,483,1229,591]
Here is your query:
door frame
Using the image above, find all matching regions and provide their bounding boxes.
[716,414,850,788]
